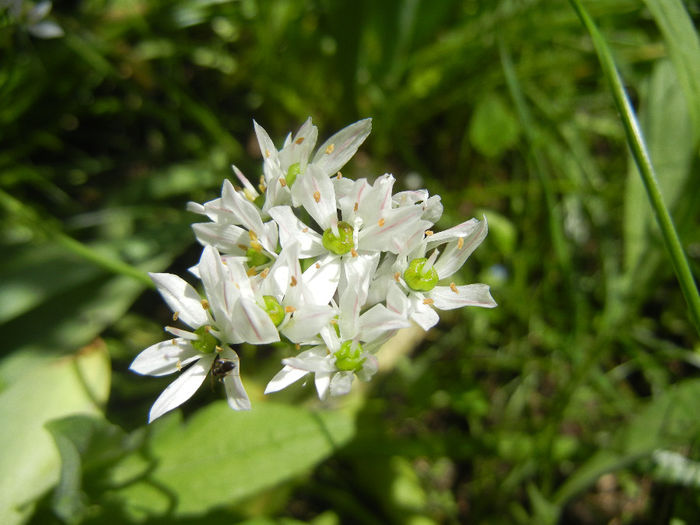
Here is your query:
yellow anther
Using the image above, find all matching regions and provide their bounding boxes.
[279,178,287,187]
[351,248,358,257]
[393,272,401,282]
[313,191,321,203]
[265,149,271,158]
[302,227,309,233]
[295,343,301,350]
[201,299,210,310]
[216,345,223,352]
[246,267,257,276]
[315,262,321,269]
[260,267,270,278]
[176,359,182,371]
[290,276,298,287]
[295,137,305,145]
[378,218,385,227]
[457,237,464,250]
[172,311,179,322]
[450,282,458,293]
[336,171,343,179]
[249,230,259,242]
[250,240,262,252]
[425,230,434,236]
[237,243,248,251]
[423,298,435,305]
[353,202,359,212]
[325,143,335,154]
[285,305,296,313]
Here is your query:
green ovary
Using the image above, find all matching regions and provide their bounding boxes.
[322,221,354,255]
[334,341,365,372]
[263,295,285,326]
[403,257,439,291]
[192,325,217,353]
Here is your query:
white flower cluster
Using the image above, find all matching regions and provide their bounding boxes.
[130,118,497,422]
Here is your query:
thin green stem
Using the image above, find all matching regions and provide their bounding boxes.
[0,189,154,289]
[570,0,700,336]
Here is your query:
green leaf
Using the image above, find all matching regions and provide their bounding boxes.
[114,402,355,518]
[553,378,700,507]
[642,0,700,145]
[468,94,520,157]
[0,342,110,525]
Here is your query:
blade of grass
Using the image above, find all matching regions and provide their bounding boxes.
[569,0,700,336]
[0,189,154,289]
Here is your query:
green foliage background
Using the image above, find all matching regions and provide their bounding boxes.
[1,0,699,523]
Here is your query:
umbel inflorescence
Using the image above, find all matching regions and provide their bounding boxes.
[130,118,497,422]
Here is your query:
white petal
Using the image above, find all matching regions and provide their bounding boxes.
[253,120,280,169]
[148,354,215,423]
[223,374,251,410]
[409,300,440,331]
[268,206,324,257]
[312,118,372,176]
[28,20,63,38]
[298,164,337,231]
[432,216,488,280]
[329,371,354,397]
[149,273,207,329]
[359,206,429,254]
[314,371,333,400]
[281,304,336,343]
[233,297,280,344]
[430,283,497,310]
[264,365,309,394]
[302,255,341,306]
[129,340,201,376]
[357,303,411,342]
[192,223,247,253]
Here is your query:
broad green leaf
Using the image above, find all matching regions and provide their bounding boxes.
[468,94,520,158]
[623,59,695,290]
[114,402,355,518]
[643,0,700,144]
[0,342,110,525]
[553,378,700,508]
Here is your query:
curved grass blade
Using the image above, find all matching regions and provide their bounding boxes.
[569,0,700,335]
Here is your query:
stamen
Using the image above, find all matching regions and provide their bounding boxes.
[201,299,210,310]
[249,230,259,242]
[378,218,385,227]
[260,267,270,278]
[295,137,305,144]
[279,178,287,187]
[336,171,343,179]
[313,191,321,203]
[423,298,435,305]
[302,227,309,233]
[394,272,401,282]
[246,267,257,276]
[353,202,359,212]
[237,243,248,250]
[457,237,464,250]
[351,248,358,257]
[450,282,458,293]
[172,311,179,322]
[423,249,439,270]
[176,360,182,371]
[285,305,296,313]
[325,143,335,154]
[290,276,298,287]
[315,262,321,269]
[295,343,301,350]
[425,230,434,236]
[265,149,271,158]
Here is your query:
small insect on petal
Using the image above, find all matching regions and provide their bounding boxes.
[313,191,321,203]
[450,282,458,293]
[325,144,335,155]
[423,298,435,305]
[212,356,237,382]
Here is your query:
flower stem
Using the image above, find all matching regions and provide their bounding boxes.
[570,0,700,335]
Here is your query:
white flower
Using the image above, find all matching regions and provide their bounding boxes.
[130,245,280,422]
[383,216,498,330]
[265,262,410,399]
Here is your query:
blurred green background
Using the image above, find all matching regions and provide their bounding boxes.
[1,0,700,523]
